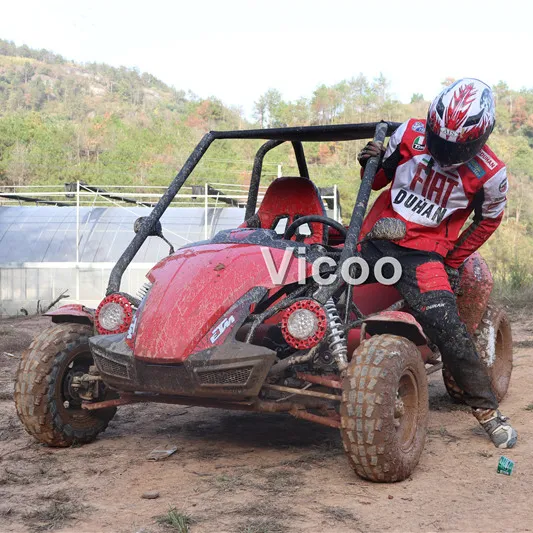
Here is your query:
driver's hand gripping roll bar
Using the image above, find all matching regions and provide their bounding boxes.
[314,121,390,304]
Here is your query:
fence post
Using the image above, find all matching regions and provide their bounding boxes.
[277,164,282,178]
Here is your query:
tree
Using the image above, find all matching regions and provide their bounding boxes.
[372,73,390,106]
[253,89,284,128]
[410,93,424,103]
[6,142,31,186]
[253,94,267,127]
[21,62,35,84]
[29,78,46,110]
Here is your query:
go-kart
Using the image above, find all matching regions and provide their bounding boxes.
[15,122,512,482]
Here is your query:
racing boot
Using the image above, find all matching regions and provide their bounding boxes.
[473,408,518,449]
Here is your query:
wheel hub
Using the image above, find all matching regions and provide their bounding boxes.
[394,394,405,419]
[394,370,419,450]
[63,368,85,407]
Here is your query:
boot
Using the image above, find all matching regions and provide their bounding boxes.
[473,408,518,449]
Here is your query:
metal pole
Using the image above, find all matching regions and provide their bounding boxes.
[333,184,338,222]
[291,141,309,178]
[338,121,388,263]
[204,183,209,239]
[76,180,80,264]
[245,140,284,222]
[76,180,81,303]
[106,132,215,295]
[210,192,220,238]
[314,121,389,304]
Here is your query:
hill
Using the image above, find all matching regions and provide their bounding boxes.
[0,38,533,293]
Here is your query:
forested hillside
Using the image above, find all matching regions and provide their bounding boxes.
[1,38,532,293]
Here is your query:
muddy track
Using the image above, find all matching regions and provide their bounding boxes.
[0,312,532,533]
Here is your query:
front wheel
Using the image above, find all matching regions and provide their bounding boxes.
[340,334,428,483]
[14,323,116,447]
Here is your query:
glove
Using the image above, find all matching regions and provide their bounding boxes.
[445,264,462,294]
[357,141,385,168]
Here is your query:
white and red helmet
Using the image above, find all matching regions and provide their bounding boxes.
[426,78,495,167]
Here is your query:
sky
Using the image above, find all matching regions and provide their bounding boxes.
[1,0,532,117]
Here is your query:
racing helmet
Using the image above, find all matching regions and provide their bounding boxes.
[426,78,495,167]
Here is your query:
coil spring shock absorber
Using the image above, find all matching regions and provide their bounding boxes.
[137,282,152,300]
[325,298,348,372]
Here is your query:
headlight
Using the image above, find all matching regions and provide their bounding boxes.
[287,309,319,339]
[99,303,125,331]
[281,300,327,349]
[95,294,134,335]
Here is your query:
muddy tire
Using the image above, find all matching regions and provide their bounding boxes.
[14,323,116,447]
[340,334,428,483]
[442,303,513,403]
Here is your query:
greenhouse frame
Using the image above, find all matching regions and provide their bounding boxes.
[0,183,340,316]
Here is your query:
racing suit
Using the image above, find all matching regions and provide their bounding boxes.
[360,118,509,410]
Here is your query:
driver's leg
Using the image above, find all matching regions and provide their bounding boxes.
[395,252,517,449]
[360,240,517,449]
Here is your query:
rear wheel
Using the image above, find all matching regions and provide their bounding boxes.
[340,334,428,482]
[443,304,512,403]
[14,323,116,447]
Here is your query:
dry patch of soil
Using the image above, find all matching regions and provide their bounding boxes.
[1,311,532,533]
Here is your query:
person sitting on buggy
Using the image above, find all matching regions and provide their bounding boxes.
[357,78,517,449]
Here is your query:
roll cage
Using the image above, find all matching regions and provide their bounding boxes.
[106,121,401,305]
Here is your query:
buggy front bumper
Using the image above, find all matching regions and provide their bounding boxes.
[89,333,276,400]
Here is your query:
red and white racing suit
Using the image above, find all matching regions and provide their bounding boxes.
[360,118,508,410]
[361,118,508,268]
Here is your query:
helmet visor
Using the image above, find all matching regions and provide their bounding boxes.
[425,127,488,167]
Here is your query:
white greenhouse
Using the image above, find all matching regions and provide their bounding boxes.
[0,183,340,316]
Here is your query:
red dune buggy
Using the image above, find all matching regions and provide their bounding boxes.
[15,122,513,482]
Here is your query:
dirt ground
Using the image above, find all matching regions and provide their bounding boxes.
[0,311,532,533]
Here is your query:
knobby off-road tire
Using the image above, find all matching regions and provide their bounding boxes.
[14,323,116,447]
[442,303,513,403]
[340,334,429,483]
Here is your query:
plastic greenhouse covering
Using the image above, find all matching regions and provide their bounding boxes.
[0,206,248,316]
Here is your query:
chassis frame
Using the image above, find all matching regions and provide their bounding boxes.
[106,121,401,309]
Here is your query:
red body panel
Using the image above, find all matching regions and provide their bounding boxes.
[352,283,402,315]
[363,311,427,345]
[44,304,94,322]
[347,312,430,361]
[134,243,311,363]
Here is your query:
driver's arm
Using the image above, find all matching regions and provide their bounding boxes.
[358,121,408,190]
[445,168,507,268]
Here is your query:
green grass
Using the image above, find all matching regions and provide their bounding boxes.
[156,506,194,532]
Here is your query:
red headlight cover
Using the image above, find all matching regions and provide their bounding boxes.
[281,300,327,350]
[95,294,134,335]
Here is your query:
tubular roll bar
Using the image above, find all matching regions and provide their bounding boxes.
[106,132,215,294]
[245,139,284,221]
[106,122,399,295]
[244,140,310,221]
[314,121,389,304]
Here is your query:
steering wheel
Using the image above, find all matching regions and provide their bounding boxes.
[283,215,347,242]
